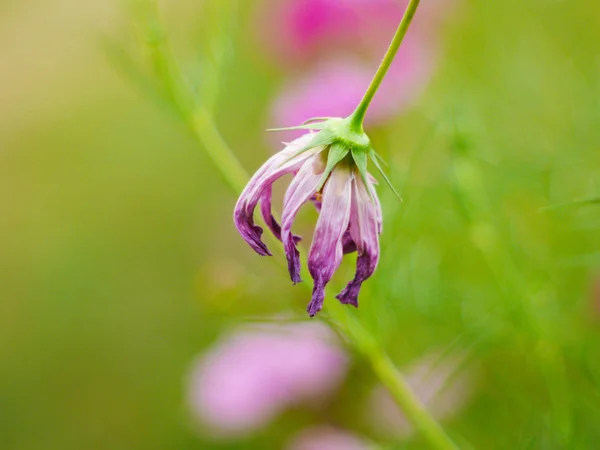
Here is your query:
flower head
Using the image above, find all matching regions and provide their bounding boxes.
[234,118,392,316]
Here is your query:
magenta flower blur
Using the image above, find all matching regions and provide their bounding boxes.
[285,426,375,450]
[234,124,384,316]
[256,0,456,66]
[271,42,434,131]
[257,0,405,64]
[187,322,348,437]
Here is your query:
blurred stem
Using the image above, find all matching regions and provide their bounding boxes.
[133,0,248,194]
[325,303,459,450]
[349,0,421,132]
[130,2,457,449]
[188,108,249,193]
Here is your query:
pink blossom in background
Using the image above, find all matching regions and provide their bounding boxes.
[285,426,375,450]
[366,351,476,438]
[257,0,403,64]
[186,322,348,438]
[270,35,434,132]
[256,0,456,65]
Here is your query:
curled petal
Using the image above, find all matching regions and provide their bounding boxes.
[234,134,319,255]
[307,166,353,316]
[260,186,301,244]
[281,155,323,283]
[368,172,383,233]
[342,230,357,254]
[336,175,380,307]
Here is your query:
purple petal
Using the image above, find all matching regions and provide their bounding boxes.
[234,134,319,256]
[312,194,356,251]
[307,166,353,316]
[342,230,357,254]
[260,186,301,244]
[368,172,383,233]
[336,175,380,307]
[281,155,324,283]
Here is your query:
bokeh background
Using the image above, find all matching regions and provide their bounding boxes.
[2,0,600,448]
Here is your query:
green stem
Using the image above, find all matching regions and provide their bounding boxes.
[350,0,421,132]
[369,343,459,450]
[134,0,248,194]
[188,108,249,194]
[325,303,459,450]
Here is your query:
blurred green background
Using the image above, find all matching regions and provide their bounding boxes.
[2,0,600,448]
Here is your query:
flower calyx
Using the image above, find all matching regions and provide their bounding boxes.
[269,116,401,202]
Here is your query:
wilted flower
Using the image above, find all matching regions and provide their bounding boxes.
[186,322,348,437]
[234,119,388,316]
[285,426,375,450]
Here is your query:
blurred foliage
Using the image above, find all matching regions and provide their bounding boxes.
[1,0,600,449]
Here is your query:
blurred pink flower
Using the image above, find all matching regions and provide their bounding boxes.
[366,351,476,438]
[285,426,375,450]
[270,36,434,131]
[187,322,348,437]
[257,0,403,64]
[256,0,456,65]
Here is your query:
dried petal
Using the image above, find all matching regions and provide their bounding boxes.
[234,134,320,255]
[336,175,380,307]
[307,166,353,316]
[281,155,324,283]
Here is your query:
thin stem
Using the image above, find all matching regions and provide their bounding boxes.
[369,344,460,450]
[324,303,459,450]
[187,108,249,194]
[133,0,248,193]
[350,0,421,131]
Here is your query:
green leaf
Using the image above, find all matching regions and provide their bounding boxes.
[276,129,335,168]
[369,149,402,202]
[540,197,600,212]
[266,123,327,132]
[370,149,389,167]
[316,143,350,192]
[351,149,375,202]
[302,117,339,125]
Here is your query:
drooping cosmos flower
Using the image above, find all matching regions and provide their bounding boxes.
[233,123,386,316]
[187,322,348,437]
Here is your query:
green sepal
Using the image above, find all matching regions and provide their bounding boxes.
[370,149,389,167]
[350,148,375,202]
[316,143,350,192]
[302,117,339,125]
[369,148,402,202]
[266,122,327,132]
[277,129,335,168]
